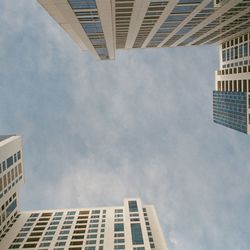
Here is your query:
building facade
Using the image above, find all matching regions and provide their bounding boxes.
[37,0,250,60]
[213,32,250,134]
[0,136,167,250]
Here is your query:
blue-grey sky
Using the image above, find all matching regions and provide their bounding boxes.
[1,1,250,250]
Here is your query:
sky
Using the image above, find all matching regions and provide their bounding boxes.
[0,1,250,250]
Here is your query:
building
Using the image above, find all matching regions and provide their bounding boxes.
[213,32,250,134]
[37,0,250,60]
[0,136,168,250]
[0,135,24,240]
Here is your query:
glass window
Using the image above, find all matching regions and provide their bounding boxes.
[82,22,103,34]
[7,156,13,168]
[114,245,125,250]
[60,230,70,235]
[17,151,21,160]
[234,46,238,59]
[2,161,6,171]
[40,242,50,247]
[55,241,66,246]
[129,201,138,213]
[87,234,97,239]
[86,240,96,245]
[226,48,230,61]
[131,223,144,245]
[55,212,63,216]
[6,199,17,217]
[9,244,21,249]
[89,224,98,228]
[67,211,76,216]
[239,44,243,58]
[42,236,53,241]
[57,235,68,241]
[67,0,96,9]
[244,43,248,57]
[172,4,197,14]
[114,223,124,232]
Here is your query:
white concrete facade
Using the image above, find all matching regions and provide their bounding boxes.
[37,0,250,60]
[0,198,168,250]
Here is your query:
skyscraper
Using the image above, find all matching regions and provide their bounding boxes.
[37,0,250,60]
[213,32,250,134]
[0,136,168,250]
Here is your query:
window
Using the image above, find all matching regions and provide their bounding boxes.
[239,44,243,58]
[234,46,238,59]
[114,233,124,237]
[226,48,230,61]
[115,209,123,214]
[7,156,13,168]
[88,229,98,233]
[87,234,97,239]
[82,22,102,34]
[58,235,68,240]
[2,161,6,171]
[85,247,96,250]
[244,43,248,57]
[55,212,63,216]
[129,201,138,213]
[86,240,96,245]
[60,230,70,235]
[42,236,53,241]
[131,224,144,245]
[56,242,66,246]
[114,223,124,232]
[9,244,21,249]
[67,211,76,216]
[67,0,96,9]
[114,239,125,244]
[6,199,17,217]
[40,242,50,247]
[114,245,125,250]
[17,151,21,160]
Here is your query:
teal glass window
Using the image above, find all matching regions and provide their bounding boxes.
[129,201,138,213]
[131,223,144,245]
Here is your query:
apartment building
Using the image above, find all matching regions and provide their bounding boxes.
[0,135,24,240]
[213,32,250,134]
[37,0,250,60]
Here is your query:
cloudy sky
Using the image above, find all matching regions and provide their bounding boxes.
[1,1,250,250]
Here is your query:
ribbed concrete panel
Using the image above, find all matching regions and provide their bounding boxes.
[96,0,115,59]
[125,0,149,49]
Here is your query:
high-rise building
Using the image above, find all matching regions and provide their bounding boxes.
[0,135,24,240]
[37,0,250,60]
[0,199,167,250]
[213,32,250,134]
[0,136,168,250]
